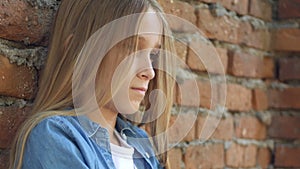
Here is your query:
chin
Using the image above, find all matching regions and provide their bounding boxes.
[116,100,141,115]
[129,100,141,113]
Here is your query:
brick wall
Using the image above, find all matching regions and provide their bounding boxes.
[0,0,299,169]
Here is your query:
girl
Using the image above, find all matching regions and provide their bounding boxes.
[10,0,176,169]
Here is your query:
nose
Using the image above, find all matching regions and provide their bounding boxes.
[137,55,155,81]
[137,67,155,81]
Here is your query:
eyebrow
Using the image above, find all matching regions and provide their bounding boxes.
[138,36,162,48]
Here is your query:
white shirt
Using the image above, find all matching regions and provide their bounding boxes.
[110,131,137,169]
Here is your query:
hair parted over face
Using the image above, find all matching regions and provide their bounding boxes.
[102,8,163,115]
[71,2,176,165]
[10,0,176,168]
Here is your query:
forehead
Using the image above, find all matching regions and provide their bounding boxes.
[138,10,162,48]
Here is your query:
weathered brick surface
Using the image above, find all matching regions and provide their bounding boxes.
[0,0,55,44]
[185,144,224,169]
[196,8,239,43]
[279,57,300,81]
[249,0,272,21]
[257,147,271,169]
[176,80,211,108]
[278,0,300,19]
[187,40,228,74]
[195,0,218,3]
[176,79,201,107]
[225,84,252,111]
[0,55,37,99]
[0,106,31,148]
[252,89,268,110]
[228,51,274,78]
[168,114,196,143]
[235,116,266,140]
[268,88,300,109]
[197,116,234,140]
[268,116,300,139]
[174,40,188,62]
[197,0,249,15]
[238,21,271,50]
[1,1,299,169]
[158,0,197,32]
[168,148,182,169]
[273,28,300,52]
[226,143,257,168]
[220,0,249,15]
[275,145,300,168]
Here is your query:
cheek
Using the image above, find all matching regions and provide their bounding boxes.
[111,81,140,114]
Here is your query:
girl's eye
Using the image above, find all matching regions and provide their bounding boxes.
[150,49,160,63]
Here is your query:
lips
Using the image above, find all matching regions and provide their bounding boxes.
[130,87,147,95]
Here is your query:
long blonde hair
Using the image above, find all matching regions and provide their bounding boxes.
[10,0,176,168]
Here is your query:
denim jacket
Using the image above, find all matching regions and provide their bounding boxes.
[22,115,163,169]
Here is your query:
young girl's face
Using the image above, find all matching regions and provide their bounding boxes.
[110,8,162,114]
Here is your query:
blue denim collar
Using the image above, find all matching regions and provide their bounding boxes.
[76,114,156,168]
[115,116,136,136]
[76,115,137,150]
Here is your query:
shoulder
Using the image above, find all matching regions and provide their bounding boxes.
[22,115,92,168]
[24,115,88,153]
[30,115,82,139]
[25,114,94,152]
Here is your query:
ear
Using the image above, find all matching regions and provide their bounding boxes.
[63,34,74,52]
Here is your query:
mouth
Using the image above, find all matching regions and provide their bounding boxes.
[130,87,147,95]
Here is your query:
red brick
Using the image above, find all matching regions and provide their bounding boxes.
[226,84,252,111]
[279,57,300,81]
[0,149,9,169]
[196,0,249,15]
[176,80,201,107]
[168,148,182,169]
[168,113,196,143]
[197,116,234,140]
[268,116,300,139]
[216,48,228,74]
[249,0,272,21]
[0,106,31,148]
[252,89,268,110]
[226,143,257,168]
[0,0,54,44]
[185,144,224,169]
[196,0,218,3]
[174,40,187,63]
[268,88,300,109]
[278,0,300,19]
[187,40,228,74]
[238,21,271,50]
[198,81,213,109]
[273,28,300,52]
[235,116,267,140]
[275,145,300,168]
[263,57,275,78]
[257,147,271,169]
[196,8,239,43]
[0,55,37,99]
[228,51,274,78]
[158,0,197,32]
[177,80,211,108]
[220,0,249,15]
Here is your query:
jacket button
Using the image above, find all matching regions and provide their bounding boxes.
[122,133,127,140]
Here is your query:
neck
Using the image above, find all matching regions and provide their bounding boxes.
[86,107,120,145]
